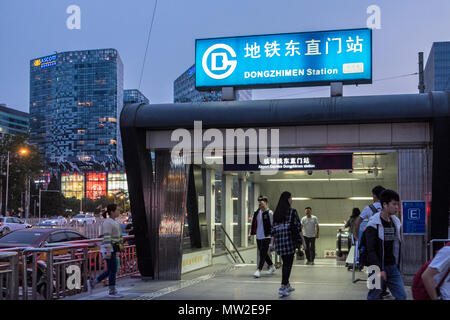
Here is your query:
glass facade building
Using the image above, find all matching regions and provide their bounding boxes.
[424,42,450,92]
[29,49,124,170]
[124,89,149,105]
[0,104,29,138]
[174,64,252,103]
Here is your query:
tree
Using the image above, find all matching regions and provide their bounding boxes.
[40,174,63,217]
[0,133,43,216]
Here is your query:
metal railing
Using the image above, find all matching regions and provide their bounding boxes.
[428,239,450,260]
[0,252,19,300]
[0,235,138,300]
[22,244,89,300]
[214,225,245,264]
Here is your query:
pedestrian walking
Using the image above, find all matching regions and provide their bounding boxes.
[345,208,361,242]
[365,189,407,300]
[416,242,450,300]
[301,207,319,265]
[354,185,385,240]
[271,191,306,297]
[88,203,124,298]
[354,185,391,297]
[249,195,276,278]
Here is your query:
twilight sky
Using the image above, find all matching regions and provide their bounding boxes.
[0,0,449,113]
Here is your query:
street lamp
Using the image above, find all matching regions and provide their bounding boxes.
[5,147,29,216]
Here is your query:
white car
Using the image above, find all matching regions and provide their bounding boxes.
[38,216,68,226]
[0,217,32,235]
[70,213,96,225]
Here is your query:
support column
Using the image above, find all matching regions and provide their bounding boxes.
[398,149,429,285]
[222,174,234,251]
[205,169,216,254]
[239,177,249,248]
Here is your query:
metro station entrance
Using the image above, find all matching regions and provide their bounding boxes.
[121,92,449,281]
[182,151,398,268]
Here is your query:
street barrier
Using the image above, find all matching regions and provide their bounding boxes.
[0,235,138,300]
[0,251,19,300]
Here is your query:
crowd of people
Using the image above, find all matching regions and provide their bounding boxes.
[248,186,449,300]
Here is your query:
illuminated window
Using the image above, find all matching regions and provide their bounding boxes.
[86,172,107,199]
[77,129,85,134]
[110,139,117,145]
[99,118,106,122]
[108,117,117,123]
[61,173,85,200]
[77,140,85,145]
[108,173,128,195]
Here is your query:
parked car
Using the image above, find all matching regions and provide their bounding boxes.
[0,217,32,235]
[69,213,96,225]
[0,228,88,249]
[37,216,68,227]
[0,228,99,299]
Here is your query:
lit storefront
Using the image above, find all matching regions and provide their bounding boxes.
[61,173,85,200]
[86,172,107,199]
[60,172,127,200]
[107,172,128,195]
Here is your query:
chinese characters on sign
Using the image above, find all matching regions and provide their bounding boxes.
[196,28,372,89]
[223,154,353,171]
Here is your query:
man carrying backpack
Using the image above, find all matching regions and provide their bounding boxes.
[354,185,385,241]
[355,185,390,297]
[414,242,450,300]
[365,189,407,300]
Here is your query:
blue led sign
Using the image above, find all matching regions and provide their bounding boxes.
[196,28,372,89]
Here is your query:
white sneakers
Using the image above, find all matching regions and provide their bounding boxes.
[254,265,276,278]
[266,266,276,275]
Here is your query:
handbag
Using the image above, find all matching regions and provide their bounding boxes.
[113,242,125,253]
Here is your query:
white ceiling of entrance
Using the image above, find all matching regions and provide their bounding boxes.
[249,152,398,223]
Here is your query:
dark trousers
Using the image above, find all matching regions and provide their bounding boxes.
[281,253,295,286]
[96,251,117,287]
[304,237,316,262]
[257,238,273,270]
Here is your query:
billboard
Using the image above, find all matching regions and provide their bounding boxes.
[86,172,107,199]
[196,28,372,89]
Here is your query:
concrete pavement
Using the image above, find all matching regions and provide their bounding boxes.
[65,259,413,300]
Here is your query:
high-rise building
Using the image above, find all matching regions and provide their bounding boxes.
[174,64,252,103]
[424,42,450,92]
[29,49,124,171]
[124,89,149,105]
[0,104,29,138]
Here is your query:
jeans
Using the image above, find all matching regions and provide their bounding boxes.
[96,251,117,287]
[257,238,273,270]
[367,264,407,300]
[281,253,295,286]
[304,237,316,262]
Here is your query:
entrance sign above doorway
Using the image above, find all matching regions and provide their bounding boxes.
[196,28,372,90]
[223,153,353,171]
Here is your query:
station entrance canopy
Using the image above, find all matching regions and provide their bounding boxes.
[120,92,450,280]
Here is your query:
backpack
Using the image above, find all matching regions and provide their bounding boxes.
[358,224,378,267]
[412,243,450,300]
